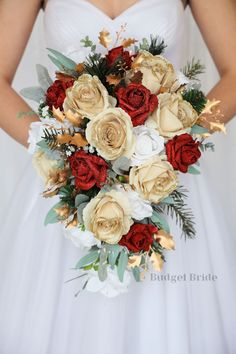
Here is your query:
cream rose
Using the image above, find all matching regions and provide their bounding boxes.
[86,107,135,161]
[83,190,133,244]
[146,93,198,138]
[129,156,178,203]
[32,150,58,187]
[132,51,177,94]
[63,74,110,119]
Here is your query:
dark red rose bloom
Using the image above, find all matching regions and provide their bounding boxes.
[69,150,108,190]
[116,82,158,126]
[165,133,201,173]
[46,79,74,110]
[119,224,158,253]
[106,46,133,69]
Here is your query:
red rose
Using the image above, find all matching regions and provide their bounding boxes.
[165,133,201,173]
[46,79,74,110]
[106,46,132,69]
[116,83,158,126]
[69,150,108,190]
[119,224,158,253]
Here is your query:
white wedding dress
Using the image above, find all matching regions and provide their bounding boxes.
[0,0,236,353]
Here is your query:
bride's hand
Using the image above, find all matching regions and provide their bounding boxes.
[0,0,42,147]
[189,0,236,124]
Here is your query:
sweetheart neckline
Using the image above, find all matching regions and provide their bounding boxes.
[45,0,185,22]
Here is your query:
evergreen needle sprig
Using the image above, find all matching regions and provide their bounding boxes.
[139,35,166,55]
[182,89,207,114]
[84,53,108,86]
[41,127,78,150]
[182,58,205,81]
[156,187,196,240]
[166,187,196,240]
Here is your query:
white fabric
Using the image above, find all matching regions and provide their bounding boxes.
[0,1,236,353]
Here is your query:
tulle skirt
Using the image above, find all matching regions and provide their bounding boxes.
[0,157,236,354]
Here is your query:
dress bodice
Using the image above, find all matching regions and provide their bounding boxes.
[44,0,186,71]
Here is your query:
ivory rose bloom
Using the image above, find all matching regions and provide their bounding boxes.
[83,190,133,244]
[129,156,178,203]
[86,108,135,161]
[32,150,58,187]
[132,51,177,94]
[146,93,198,138]
[131,126,165,166]
[63,74,110,118]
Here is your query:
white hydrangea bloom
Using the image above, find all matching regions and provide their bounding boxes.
[63,226,101,249]
[86,268,131,297]
[27,121,45,155]
[115,184,152,220]
[131,126,164,166]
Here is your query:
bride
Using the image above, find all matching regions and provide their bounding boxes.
[0,0,236,353]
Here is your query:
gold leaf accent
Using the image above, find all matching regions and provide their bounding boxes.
[54,205,70,218]
[106,74,122,86]
[128,255,142,268]
[197,99,225,134]
[56,133,88,147]
[76,63,85,74]
[150,252,164,271]
[98,29,112,48]
[52,106,65,123]
[42,189,58,198]
[64,109,83,127]
[121,38,137,48]
[156,230,175,250]
[66,214,78,228]
[55,72,75,82]
[129,70,143,84]
[200,99,221,115]
[210,122,227,134]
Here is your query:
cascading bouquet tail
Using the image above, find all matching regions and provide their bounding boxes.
[20,27,225,297]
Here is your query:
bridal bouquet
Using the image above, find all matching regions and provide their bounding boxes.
[21,28,224,297]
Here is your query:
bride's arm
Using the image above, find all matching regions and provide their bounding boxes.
[190,0,236,124]
[0,0,42,148]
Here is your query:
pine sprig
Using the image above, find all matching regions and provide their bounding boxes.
[182,89,207,114]
[182,58,205,81]
[84,53,108,86]
[149,35,167,55]
[59,185,76,207]
[41,127,78,150]
[155,187,196,240]
[165,187,196,239]
[139,35,166,55]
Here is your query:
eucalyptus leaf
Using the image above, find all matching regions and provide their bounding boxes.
[191,124,209,135]
[36,64,53,91]
[44,201,64,226]
[75,194,90,208]
[36,140,49,151]
[98,247,108,281]
[47,48,77,70]
[188,165,201,175]
[75,250,99,269]
[161,196,175,205]
[112,157,130,175]
[107,244,122,267]
[151,211,170,233]
[20,86,45,103]
[48,55,65,71]
[132,266,141,282]
[117,250,128,282]
[77,202,89,223]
